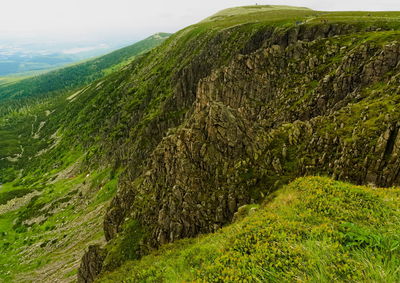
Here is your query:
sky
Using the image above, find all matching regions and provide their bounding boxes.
[1,0,400,44]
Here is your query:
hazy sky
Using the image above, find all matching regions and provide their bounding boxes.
[1,0,400,43]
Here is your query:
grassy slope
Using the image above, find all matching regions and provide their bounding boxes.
[0,131,128,282]
[99,176,400,282]
[201,5,311,22]
[200,6,400,28]
[0,166,119,282]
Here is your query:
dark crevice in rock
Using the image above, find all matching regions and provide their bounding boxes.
[383,126,399,161]
[78,245,106,283]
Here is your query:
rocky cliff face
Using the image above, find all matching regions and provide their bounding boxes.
[78,21,400,282]
[77,245,105,283]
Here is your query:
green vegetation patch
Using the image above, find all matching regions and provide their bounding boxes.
[0,188,31,205]
[0,163,119,282]
[201,5,312,23]
[99,177,400,282]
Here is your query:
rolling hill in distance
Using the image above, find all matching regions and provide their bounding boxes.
[0,35,161,78]
[0,40,119,78]
[0,5,400,282]
[0,33,171,113]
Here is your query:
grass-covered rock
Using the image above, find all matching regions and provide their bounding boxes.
[99,177,400,282]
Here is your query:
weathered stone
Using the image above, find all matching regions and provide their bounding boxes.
[86,23,400,282]
[77,245,106,283]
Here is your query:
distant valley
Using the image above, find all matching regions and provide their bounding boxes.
[0,40,135,78]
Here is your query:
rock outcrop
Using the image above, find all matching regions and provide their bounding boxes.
[79,22,400,281]
[77,245,105,283]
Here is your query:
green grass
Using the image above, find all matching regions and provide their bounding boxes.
[0,163,119,282]
[198,6,400,30]
[201,5,312,23]
[98,177,400,282]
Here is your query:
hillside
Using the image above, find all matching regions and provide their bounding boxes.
[0,5,400,282]
[0,33,170,182]
[0,32,170,115]
[201,5,311,22]
[99,176,400,282]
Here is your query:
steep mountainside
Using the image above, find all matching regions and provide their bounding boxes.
[0,5,400,282]
[79,7,400,282]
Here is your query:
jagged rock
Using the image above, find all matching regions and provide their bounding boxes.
[77,245,106,283]
[87,21,400,282]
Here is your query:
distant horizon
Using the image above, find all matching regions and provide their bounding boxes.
[1,0,400,46]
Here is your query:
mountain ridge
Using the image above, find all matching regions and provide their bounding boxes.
[201,5,312,23]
